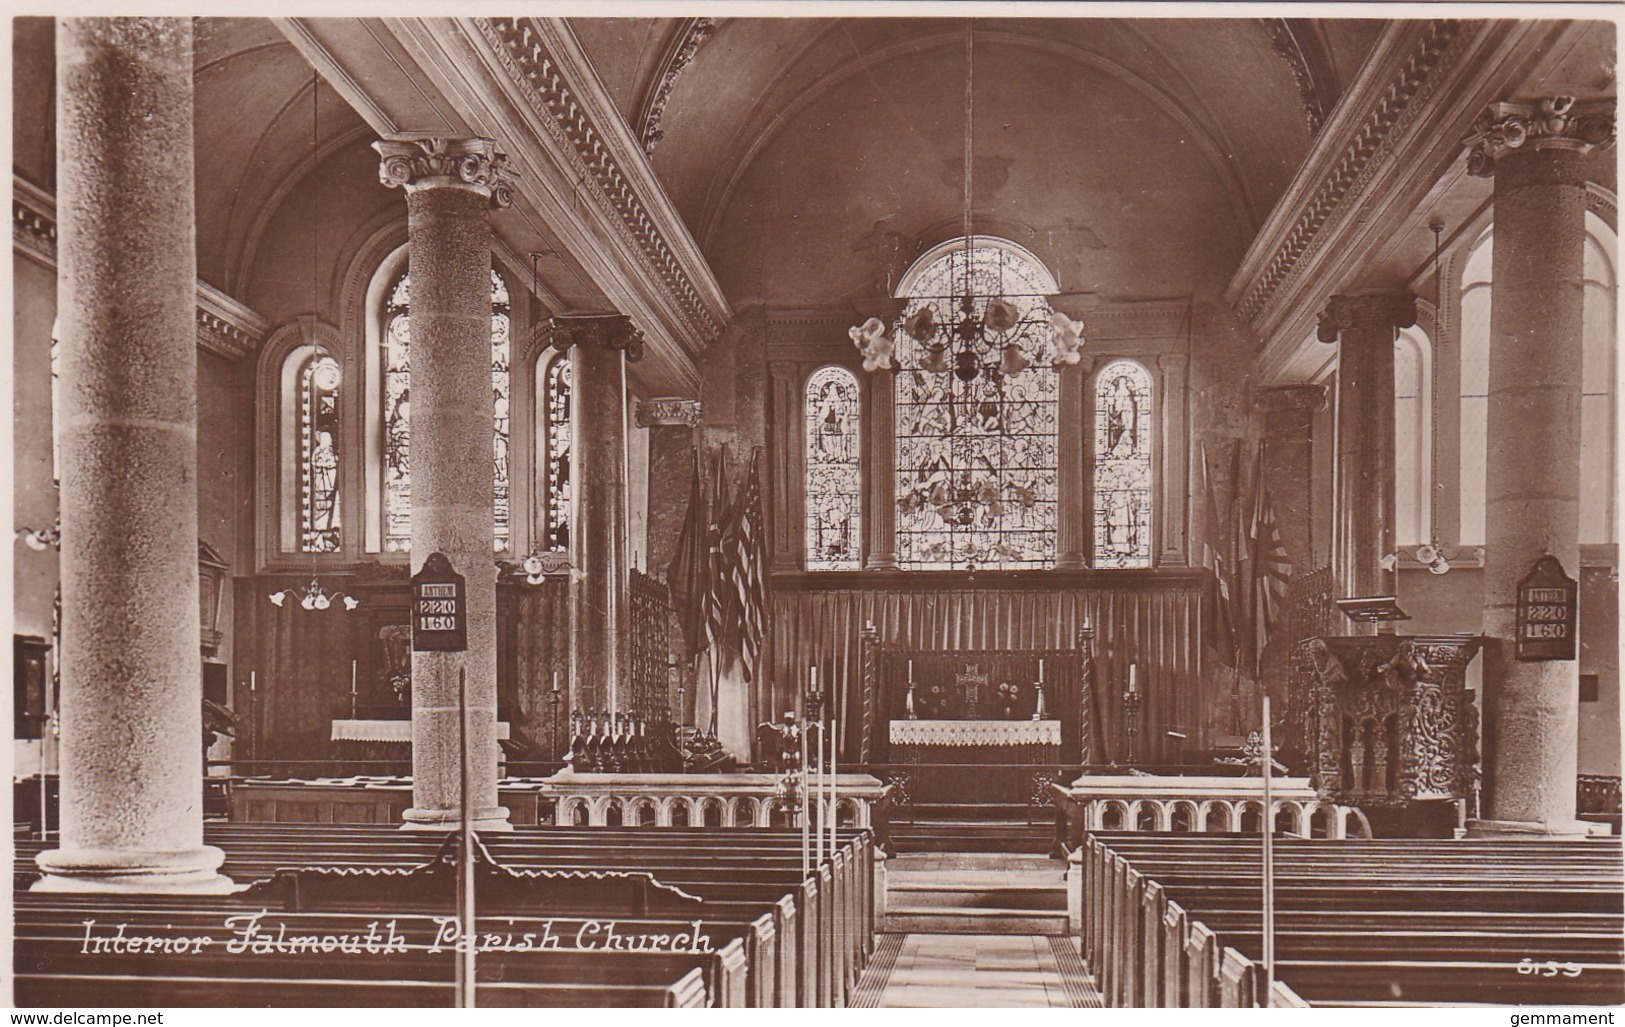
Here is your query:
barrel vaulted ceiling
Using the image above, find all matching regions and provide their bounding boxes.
[13,15,1613,388]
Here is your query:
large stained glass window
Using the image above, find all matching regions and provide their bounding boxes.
[299,352,342,552]
[805,365,862,569]
[541,353,572,551]
[381,267,512,553]
[894,245,1058,569]
[1093,359,1153,568]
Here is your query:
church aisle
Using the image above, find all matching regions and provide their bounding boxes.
[852,933,1101,1008]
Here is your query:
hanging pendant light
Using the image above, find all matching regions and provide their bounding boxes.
[847,20,1084,379]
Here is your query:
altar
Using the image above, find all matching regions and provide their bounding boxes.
[890,719,1063,805]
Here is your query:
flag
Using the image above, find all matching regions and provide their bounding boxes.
[1244,445,1293,678]
[704,448,739,662]
[730,448,769,683]
[666,451,709,661]
[1200,439,1240,667]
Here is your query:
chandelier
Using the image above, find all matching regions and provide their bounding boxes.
[849,21,1085,379]
[269,578,360,611]
[16,515,61,551]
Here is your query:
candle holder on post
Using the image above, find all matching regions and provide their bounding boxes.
[548,680,563,761]
[1122,687,1143,765]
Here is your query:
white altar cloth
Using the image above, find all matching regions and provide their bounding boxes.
[890,719,1061,747]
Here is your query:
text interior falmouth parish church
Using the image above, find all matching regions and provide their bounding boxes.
[10,11,1623,1009]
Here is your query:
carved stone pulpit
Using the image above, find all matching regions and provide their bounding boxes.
[1287,634,1481,807]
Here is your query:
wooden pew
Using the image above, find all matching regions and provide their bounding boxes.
[1077,831,1624,1008]
[15,906,766,1007]
[16,969,709,1008]
[15,821,879,1008]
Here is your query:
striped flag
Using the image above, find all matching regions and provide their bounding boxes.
[730,448,769,683]
[705,449,739,662]
[1245,448,1293,679]
[666,451,709,661]
[1200,439,1240,667]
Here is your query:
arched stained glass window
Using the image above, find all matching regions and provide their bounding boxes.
[540,352,573,552]
[1093,360,1153,568]
[1394,326,1431,548]
[381,267,512,553]
[894,243,1059,569]
[805,365,861,569]
[299,352,342,552]
[491,273,511,551]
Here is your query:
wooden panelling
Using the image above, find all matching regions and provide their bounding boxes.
[769,572,1207,762]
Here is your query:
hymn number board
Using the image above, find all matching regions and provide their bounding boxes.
[1516,555,1577,662]
[411,552,467,653]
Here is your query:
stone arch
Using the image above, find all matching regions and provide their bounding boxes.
[586,795,614,827]
[655,796,678,827]
[1100,799,1128,830]
[558,796,589,826]
[1170,800,1199,833]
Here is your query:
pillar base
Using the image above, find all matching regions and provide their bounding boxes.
[1055,553,1088,571]
[1463,817,1608,840]
[401,805,514,832]
[863,554,900,571]
[32,845,236,894]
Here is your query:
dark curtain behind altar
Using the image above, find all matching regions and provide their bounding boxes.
[235,574,570,764]
[767,572,1207,764]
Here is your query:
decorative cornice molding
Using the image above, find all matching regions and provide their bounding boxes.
[374,137,514,207]
[15,179,269,361]
[1586,182,1618,229]
[1462,96,1616,177]
[538,312,645,362]
[477,17,723,350]
[634,397,702,428]
[1230,20,1468,327]
[1316,293,1417,343]
[1260,18,1328,136]
[13,175,55,267]
[637,18,716,156]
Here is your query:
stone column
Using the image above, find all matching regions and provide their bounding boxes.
[1463,97,1614,834]
[1157,353,1191,567]
[36,18,231,893]
[1254,385,1327,578]
[864,369,900,570]
[1316,293,1415,605]
[1055,358,1089,569]
[546,314,642,716]
[376,137,513,832]
[767,361,802,572]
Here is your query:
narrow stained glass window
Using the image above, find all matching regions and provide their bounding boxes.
[805,365,861,570]
[491,272,511,552]
[894,245,1058,569]
[299,352,342,552]
[543,354,572,552]
[1093,359,1153,568]
[381,267,512,553]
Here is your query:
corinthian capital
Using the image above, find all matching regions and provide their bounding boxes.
[537,312,645,363]
[374,137,514,207]
[1316,293,1417,343]
[634,398,702,428]
[1463,97,1616,178]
